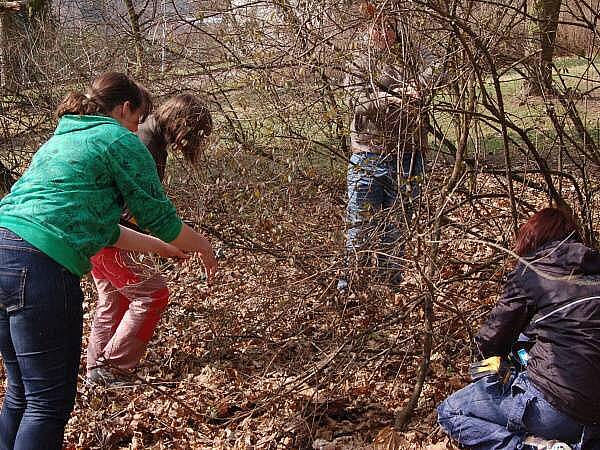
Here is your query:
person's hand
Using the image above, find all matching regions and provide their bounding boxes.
[381,88,421,110]
[157,241,187,259]
[198,250,218,284]
[403,85,421,99]
[389,86,421,102]
[469,356,512,383]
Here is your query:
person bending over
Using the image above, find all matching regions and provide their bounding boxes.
[0,73,216,450]
[86,94,215,385]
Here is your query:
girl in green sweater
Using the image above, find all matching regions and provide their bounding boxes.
[0,72,216,449]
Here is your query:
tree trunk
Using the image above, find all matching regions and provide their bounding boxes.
[0,3,24,90]
[123,0,144,73]
[523,0,562,95]
[0,1,53,90]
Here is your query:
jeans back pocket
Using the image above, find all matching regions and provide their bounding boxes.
[0,267,27,313]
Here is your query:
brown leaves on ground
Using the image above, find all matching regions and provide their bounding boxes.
[55,170,547,449]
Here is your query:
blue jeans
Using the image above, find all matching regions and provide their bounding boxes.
[345,151,424,273]
[0,228,83,450]
[437,371,600,449]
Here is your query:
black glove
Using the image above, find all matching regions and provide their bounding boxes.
[469,356,511,383]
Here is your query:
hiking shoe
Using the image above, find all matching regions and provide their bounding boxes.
[86,367,133,388]
[86,367,115,387]
[376,269,403,288]
[388,271,403,286]
[523,436,572,450]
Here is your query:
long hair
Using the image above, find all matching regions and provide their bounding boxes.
[154,93,213,165]
[56,72,152,120]
[514,207,580,257]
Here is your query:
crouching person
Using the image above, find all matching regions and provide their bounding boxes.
[437,208,600,450]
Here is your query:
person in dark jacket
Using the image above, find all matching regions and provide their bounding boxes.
[437,207,600,450]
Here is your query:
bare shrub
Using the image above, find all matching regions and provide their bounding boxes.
[0,0,599,446]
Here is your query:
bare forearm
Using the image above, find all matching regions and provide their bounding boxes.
[354,87,419,114]
[169,223,217,280]
[114,225,167,253]
[168,223,213,253]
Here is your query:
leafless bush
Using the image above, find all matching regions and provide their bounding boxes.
[0,0,599,446]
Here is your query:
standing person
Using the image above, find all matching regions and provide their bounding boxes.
[437,208,600,450]
[338,13,433,291]
[0,72,217,450]
[86,94,214,385]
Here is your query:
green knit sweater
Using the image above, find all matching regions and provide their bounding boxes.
[0,115,182,276]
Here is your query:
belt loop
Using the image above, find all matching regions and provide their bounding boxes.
[507,372,533,431]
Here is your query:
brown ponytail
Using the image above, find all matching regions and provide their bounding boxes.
[56,72,152,120]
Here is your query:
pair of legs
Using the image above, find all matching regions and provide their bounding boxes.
[437,371,592,449]
[86,247,169,376]
[341,150,423,288]
[0,228,83,450]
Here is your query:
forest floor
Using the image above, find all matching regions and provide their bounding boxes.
[52,170,512,450]
[1,67,597,449]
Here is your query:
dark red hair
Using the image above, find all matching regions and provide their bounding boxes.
[514,207,580,257]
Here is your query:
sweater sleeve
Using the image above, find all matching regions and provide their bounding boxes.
[105,132,183,243]
[344,58,386,116]
[475,268,536,358]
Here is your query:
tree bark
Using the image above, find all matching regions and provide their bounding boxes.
[0,0,52,90]
[0,159,16,194]
[0,2,23,89]
[523,0,562,95]
[123,0,144,73]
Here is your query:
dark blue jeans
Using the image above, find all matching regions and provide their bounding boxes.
[345,151,424,272]
[437,371,600,450]
[0,228,83,450]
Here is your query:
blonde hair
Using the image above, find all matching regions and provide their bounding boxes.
[155,94,213,164]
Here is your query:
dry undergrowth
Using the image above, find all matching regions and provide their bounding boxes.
[53,166,558,449]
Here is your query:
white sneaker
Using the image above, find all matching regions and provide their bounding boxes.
[549,444,573,450]
[336,278,348,292]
